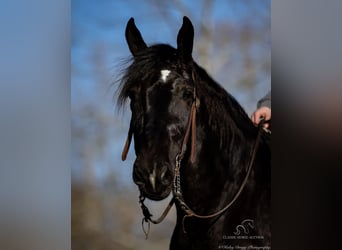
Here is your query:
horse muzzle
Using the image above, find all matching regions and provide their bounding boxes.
[133,161,173,201]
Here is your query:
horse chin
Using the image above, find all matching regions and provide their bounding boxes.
[139,186,172,201]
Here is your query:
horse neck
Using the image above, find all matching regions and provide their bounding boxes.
[179,123,257,215]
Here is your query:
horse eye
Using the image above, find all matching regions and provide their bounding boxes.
[182,90,193,100]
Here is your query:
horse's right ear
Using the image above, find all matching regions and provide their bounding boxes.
[125,18,147,57]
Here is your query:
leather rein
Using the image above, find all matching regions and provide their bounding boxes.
[121,72,267,239]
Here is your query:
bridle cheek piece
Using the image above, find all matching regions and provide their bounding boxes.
[120,82,198,238]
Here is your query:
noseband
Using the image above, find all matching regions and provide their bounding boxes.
[120,70,266,239]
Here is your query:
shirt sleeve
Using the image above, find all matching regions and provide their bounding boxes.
[257,91,271,109]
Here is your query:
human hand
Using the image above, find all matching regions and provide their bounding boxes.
[251,107,271,128]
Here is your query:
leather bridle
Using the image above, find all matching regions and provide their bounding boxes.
[121,71,268,239]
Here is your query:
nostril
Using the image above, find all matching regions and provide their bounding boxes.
[161,178,171,186]
[133,166,144,183]
[160,168,166,179]
[160,164,170,179]
[160,166,171,186]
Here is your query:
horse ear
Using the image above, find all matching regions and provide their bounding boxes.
[177,16,194,62]
[125,17,147,57]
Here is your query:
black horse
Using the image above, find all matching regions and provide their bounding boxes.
[117,17,270,250]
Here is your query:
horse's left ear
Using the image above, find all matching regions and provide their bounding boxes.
[177,16,194,62]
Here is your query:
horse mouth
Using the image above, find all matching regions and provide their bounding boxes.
[136,183,172,201]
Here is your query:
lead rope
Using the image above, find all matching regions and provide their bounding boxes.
[174,119,266,233]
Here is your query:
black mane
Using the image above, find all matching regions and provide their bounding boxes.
[193,62,257,136]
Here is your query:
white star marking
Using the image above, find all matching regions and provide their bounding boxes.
[160,69,171,82]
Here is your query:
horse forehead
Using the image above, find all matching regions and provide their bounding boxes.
[145,70,172,112]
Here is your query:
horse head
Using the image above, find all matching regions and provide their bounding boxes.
[119,17,198,201]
